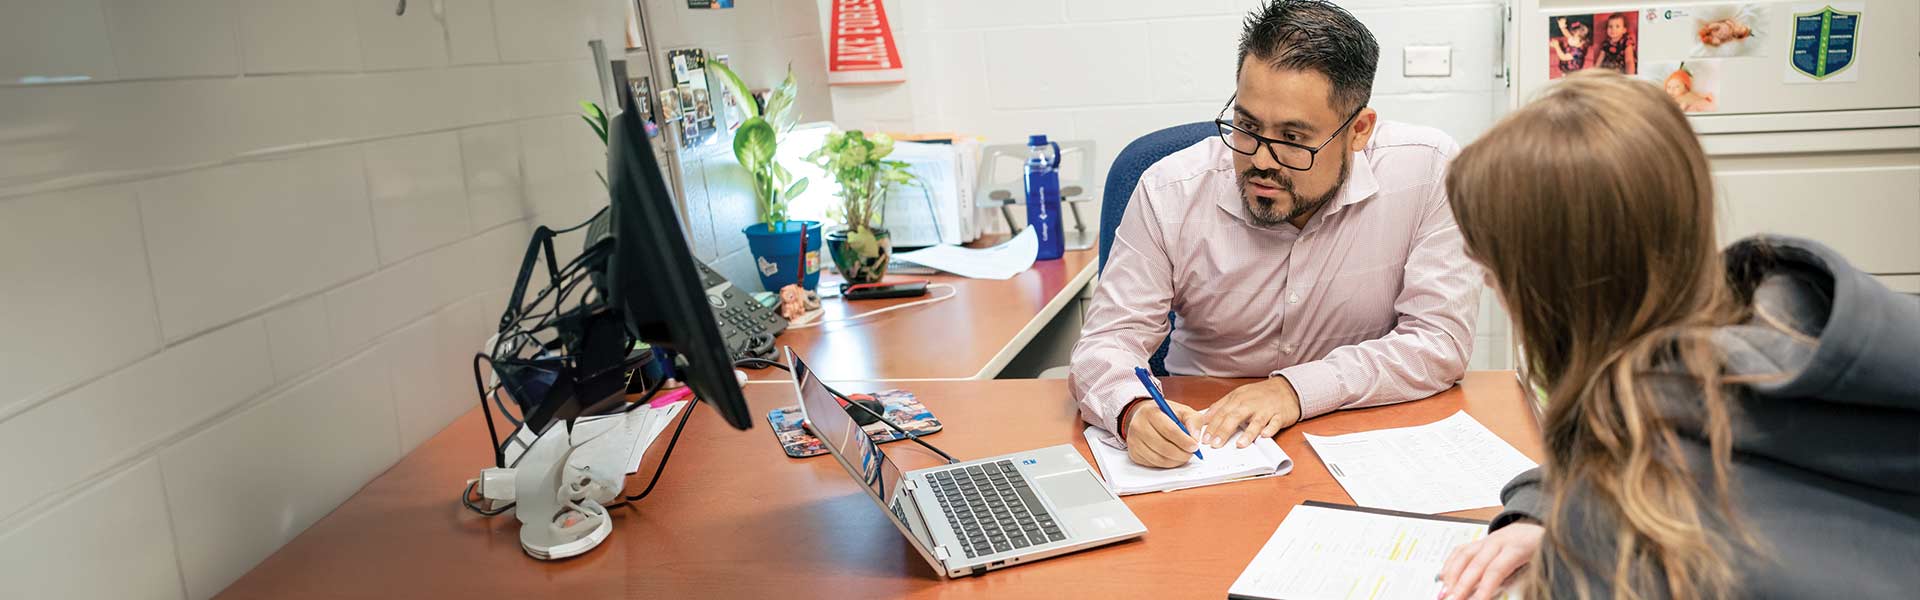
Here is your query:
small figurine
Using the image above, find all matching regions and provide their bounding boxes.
[778,284,822,325]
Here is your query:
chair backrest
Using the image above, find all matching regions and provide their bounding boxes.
[1099,122,1217,271]
[1097,122,1215,376]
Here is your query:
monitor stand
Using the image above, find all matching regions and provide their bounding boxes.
[1063,200,1095,250]
[515,422,614,560]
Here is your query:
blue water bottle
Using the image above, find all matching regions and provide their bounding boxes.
[1024,134,1065,261]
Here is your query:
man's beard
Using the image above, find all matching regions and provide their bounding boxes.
[1240,156,1348,228]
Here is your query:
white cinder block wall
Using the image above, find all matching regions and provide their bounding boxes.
[0,1,631,598]
[822,0,1514,371]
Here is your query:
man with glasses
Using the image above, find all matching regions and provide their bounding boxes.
[1072,0,1480,468]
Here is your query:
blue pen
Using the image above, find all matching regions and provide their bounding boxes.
[1134,367,1203,460]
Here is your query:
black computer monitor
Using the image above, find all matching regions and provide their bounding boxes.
[599,75,754,431]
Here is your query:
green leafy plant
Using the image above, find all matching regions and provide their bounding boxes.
[706,59,807,226]
[579,101,610,188]
[805,130,919,254]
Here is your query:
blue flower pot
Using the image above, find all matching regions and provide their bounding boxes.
[742,220,823,292]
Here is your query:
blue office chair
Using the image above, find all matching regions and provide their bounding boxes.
[1099,122,1216,376]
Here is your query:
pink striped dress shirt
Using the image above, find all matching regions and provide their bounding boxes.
[1072,120,1480,446]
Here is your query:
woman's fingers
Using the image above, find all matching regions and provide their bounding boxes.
[1437,541,1478,593]
[1446,543,1500,600]
[1467,547,1531,600]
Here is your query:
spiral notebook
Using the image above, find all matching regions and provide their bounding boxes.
[1082,426,1294,495]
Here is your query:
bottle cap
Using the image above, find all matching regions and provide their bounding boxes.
[1028,134,1048,146]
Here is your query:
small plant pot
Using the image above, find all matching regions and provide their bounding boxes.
[826,226,892,285]
[742,220,823,292]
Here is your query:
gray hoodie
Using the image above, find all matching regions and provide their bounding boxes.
[1493,236,1920,599]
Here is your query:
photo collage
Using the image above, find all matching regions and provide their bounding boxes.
[1548,3,1781,114]
[666,48,718,150]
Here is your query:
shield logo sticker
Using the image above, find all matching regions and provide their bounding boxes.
[1789,5,1862,81]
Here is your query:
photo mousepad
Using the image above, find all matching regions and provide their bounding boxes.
[768,389,943,458]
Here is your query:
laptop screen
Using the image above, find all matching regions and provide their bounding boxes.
[792,351,906,505]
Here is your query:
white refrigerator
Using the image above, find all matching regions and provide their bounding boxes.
[1507,0,1920,292]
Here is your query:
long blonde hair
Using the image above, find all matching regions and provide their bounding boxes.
[1446,71,1759,599]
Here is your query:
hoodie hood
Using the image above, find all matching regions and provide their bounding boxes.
[1709,235,1920,494]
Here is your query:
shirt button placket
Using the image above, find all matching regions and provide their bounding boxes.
[1281,229,1308,358]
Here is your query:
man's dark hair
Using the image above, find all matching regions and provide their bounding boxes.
[1237,0,1380,114]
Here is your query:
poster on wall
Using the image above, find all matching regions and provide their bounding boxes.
[1639,4,1771,60]
[1642,60,1721,113]
[1546,11,1638,79]
[687,0,734,9]
[827,0,906,85]
[1691,4,1769,58]
[1785,3,1863,83]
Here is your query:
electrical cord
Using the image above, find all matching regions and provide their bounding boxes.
[462,480,513,516]
[461,373,675,517]
[612,396,698,505]
[732,358,960,464]
[784,283,958,330]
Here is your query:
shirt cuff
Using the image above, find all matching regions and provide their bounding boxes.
[1275,360,1344,420]
[1096,397,1152,450]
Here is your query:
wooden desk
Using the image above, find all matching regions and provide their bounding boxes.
[219,372,1540,600]
[749,246,1096,381]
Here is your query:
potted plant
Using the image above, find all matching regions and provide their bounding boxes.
[706,59,818,292]
[806,130,919,284]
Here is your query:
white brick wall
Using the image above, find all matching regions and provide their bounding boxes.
[0,1,630,597]
[819,0,1513,369]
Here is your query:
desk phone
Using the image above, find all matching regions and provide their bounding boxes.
[697,260,784,360]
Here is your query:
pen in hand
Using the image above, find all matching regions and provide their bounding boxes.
[1134,367,1203,460]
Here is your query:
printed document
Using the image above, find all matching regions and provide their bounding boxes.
[1228,502,1512,600]
[891,228,1036,279]
[1304,411,1536,514]
[503,401,687,473]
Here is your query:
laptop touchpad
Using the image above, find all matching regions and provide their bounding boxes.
[1036,470,1114,509]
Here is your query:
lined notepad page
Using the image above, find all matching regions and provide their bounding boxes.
[1083,426,1293,495]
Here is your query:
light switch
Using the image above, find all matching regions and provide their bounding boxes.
[1403,45,1451,77]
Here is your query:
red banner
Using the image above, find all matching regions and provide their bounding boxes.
[827,0,906,85]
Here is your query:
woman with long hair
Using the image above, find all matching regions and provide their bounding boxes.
[1435,70,1919,599]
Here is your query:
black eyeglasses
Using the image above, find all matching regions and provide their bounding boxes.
[1213,95,1362,171]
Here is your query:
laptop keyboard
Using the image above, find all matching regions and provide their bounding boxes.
[928,460,1067,558]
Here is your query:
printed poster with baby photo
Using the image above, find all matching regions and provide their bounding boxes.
[1546,11,1638,79]
[1642,60,1722,113]
[1639,4,1771,61]
[1691,4,1769,58]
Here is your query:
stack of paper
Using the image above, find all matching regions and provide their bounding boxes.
[881,139,978,246]
[891,228,1037,280]
[1228,502,1513,600]
[570,401,687,474]
[503,401,687,473]
[1304,411,1536,514]
[1083,426,1293,495]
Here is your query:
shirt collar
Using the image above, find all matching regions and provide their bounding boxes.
[1325,149,1381,216]
[1212,146,1382,227]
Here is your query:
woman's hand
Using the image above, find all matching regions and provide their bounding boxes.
[1438,522,1544,600]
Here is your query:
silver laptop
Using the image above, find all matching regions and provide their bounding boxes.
[787,347,1145,578]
